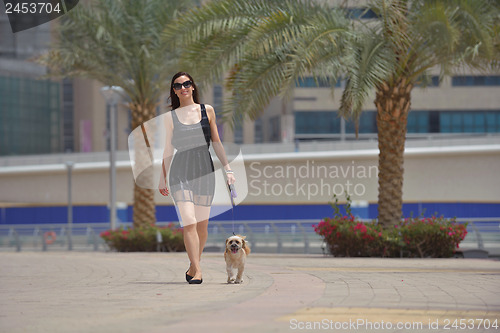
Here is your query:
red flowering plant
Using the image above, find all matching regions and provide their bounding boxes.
[100,223,184,252]
[396,215,468,258]
[313,194,468,257]
[313,194,396,257]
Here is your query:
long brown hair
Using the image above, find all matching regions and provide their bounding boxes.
[168,72,200,110]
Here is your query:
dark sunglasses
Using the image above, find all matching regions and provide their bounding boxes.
[173,80,193,90]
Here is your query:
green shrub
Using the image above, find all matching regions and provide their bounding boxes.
[398,216,468,257]
[313,195,468,258]
[314,216,398,257]
[100,223,185,252]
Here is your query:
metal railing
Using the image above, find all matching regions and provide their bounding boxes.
[0,223,109,252]
[1,218,499,256]
[455,217,500,256]
[202,220,324,254]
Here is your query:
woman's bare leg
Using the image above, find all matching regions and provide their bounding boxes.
[196,219,208,260]
[177,201,202,280]
[194,205,211,260]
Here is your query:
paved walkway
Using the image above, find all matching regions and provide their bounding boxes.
[0,251,499,333]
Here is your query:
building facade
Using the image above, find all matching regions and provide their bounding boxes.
[1,1,499,156]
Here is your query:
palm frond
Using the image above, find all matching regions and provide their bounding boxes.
[164,0,279,85]
[166,0,351,125]
[370,0,412,62]
[339,30,395,127]
[406,0,498,80]
[37,0,195,104]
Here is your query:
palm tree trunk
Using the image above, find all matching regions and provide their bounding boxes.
[132,183,156,228]
[375,77,412,228]
[130,101,157,228]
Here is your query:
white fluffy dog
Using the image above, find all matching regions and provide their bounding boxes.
[224,235,251,284]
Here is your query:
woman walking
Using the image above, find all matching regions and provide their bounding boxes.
[159,72,235,284]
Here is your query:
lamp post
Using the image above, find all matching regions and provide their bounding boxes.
[100,86,124,231]
[65,161,74,250]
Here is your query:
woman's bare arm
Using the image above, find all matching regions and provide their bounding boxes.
[206,105,235,184]
[159,112,174,195]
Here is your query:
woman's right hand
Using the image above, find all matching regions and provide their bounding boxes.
[158,176,169,196]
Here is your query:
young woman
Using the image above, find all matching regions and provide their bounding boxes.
[159,72,235,284]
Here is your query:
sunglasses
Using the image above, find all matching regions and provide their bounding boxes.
[173,80,193,90]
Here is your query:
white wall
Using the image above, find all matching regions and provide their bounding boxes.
[1,144,499,206]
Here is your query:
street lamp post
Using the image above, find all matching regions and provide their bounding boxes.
[65,161,74,250]
[100,86,124,231]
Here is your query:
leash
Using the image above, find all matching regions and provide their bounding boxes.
[227,183,237,236]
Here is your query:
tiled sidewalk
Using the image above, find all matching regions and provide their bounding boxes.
[0,252,499,333]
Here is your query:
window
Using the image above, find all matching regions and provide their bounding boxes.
[269,116,281,142]
[415,76,440,87]
[233,118,243,144]
[452,76,500,86]
[62,78,74,152]
[345,111,377,134]
[407,111,430,133]
[440,111,500,133]
[295,76,341,88]
[295,111,340,134]
[254,118,263,143]
[0,76,61,155]
[213,84,223,114]
[345,7,378,19]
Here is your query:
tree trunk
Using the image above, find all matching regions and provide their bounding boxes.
[375,77,413,228]
[130,101,158,228]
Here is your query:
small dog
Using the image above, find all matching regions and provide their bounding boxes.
[224,235,250,284]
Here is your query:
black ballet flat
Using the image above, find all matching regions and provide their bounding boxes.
[185,268,193,282]
[188,278,203,284]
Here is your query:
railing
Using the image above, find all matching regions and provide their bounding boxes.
[0,223,110,252]
[1,218,499,256]
[456,217,500,256]
[203,220,324,254]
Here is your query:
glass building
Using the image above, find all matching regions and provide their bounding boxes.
[0,76,61,155]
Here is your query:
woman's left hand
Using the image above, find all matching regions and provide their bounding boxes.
[227,173,236,185]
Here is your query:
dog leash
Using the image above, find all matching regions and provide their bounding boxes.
[227,183,237,236]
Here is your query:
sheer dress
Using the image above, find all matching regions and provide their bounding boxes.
[168,104,215,206]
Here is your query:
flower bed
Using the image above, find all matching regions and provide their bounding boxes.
[313,195,468,257]
[100,223,184,252]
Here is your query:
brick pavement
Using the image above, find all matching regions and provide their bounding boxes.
[0,252,499,333]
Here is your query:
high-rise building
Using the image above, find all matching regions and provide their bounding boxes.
[0,6,130,156]
[0,9,63,156]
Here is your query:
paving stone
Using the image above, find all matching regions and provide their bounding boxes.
[0,252,499,333]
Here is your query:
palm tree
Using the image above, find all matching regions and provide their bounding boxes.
[167,0,499,227]
[38,0,197,228]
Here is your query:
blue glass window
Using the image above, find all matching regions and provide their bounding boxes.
[295,111,340,134]
[295,76,341,88]
[254,118,263,143]
[407,111,430,133]
[485,112,500,132]
[0,76,61,156]
[345,111,377,134]
[345,8,378,19]
[415,76,440,87]
[452,76,500,86]
[269,116,281,142]
[439,111,500,133]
